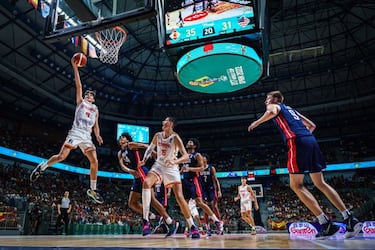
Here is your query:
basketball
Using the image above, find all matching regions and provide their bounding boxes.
[72,53,87,67]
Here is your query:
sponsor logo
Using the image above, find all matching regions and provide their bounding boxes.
[289,222,318,240]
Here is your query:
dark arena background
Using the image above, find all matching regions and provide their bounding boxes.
[0,0,374,249]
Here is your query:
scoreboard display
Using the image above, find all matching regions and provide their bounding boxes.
[164,0,256,47]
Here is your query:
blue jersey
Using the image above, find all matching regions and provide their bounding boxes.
[119,147,139,170]
[182,152,199,180]
[119,147,146,184]
[273,103,312,142]
[273,104,325,174]
[199,164,214,188]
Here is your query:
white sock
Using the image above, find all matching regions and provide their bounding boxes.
[187,217,194,227]
[209,214,219,222]
[142,189,151,221]
[165,217,173,225]
[40,162,48,171]
[317,213,329,225]
[149,212,156,220]
[341,209,351,220]
[90,180,97,191]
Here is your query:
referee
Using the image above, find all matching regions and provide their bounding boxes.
[56,191,72,235]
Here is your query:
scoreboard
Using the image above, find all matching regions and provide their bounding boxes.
[157,0,269,93]
[164,0,257,47]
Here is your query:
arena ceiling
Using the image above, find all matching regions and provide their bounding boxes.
[0,0,374,149]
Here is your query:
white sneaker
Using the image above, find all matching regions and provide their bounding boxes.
[30,162,46,182]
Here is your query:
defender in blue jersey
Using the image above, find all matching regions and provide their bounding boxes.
[248,90,362,239]
[117,133,170,229]
[200,153,222,231]
[181,138,224,235]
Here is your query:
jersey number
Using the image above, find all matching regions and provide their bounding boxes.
[288,109,300,120]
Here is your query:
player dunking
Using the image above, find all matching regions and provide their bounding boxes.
[139,117,200,238]
[30,56,104,204]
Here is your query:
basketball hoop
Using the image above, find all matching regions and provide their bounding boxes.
[95,26,126,64]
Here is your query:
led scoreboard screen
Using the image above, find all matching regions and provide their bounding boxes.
[165,0,256,46]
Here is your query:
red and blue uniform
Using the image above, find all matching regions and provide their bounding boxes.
[182,152,203,199]
[119,147,148,193]
[273,103,326,174]
[199,164,217,202]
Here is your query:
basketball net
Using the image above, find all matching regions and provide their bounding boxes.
[95,26,126,64]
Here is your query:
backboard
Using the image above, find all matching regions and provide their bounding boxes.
[43,0,154,42]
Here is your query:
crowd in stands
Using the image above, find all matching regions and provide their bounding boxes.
[1,158,374,235]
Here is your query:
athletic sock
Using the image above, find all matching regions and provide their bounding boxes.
[142,189,151,221]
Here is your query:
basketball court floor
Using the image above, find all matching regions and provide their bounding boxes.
[0,233,374,250]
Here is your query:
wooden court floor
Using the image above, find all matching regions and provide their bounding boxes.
[0,233,374,250]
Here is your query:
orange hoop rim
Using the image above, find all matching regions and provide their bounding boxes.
[95,26,127,45]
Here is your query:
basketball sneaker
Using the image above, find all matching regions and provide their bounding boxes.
[142,219,152,236]
[199,226,206,236]
[344,215,362,238]
[30,162,46,182]
[165,220,179,238]
[151,216,164,234]
[251,226,257,235]
[183,227,190,238]
[86,189,104,204]
[316,221,341,239]
[190,225,200,239]
[215,220,224,235]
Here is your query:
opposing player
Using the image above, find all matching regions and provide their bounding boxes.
[248,90,362,238]
[30,56,104,204]
[139,117,200,238]
[234,176,259,235]
[184,198,204,237]
[152,180,171,233]
[181,138,224,236]
[118,132,169,222]
[199,153,222,234]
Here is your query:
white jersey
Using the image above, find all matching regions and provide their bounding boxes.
[155,132,178,167]
[239,184,252,203]
[72,100,98,133]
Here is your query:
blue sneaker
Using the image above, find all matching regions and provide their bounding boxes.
[152,216,164,234]
[190,225,200,239]
[142,220,152,236]
[344,216,362,238]
[316,221,340,239]
[165,220,179,237]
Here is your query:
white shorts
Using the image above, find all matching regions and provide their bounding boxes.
[149,163,181,188]
[64,128,95,153]
[240,200,252,213]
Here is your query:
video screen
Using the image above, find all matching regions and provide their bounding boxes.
[116,124,149,143]
[247,171,255,181]
[164,0,256,46]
